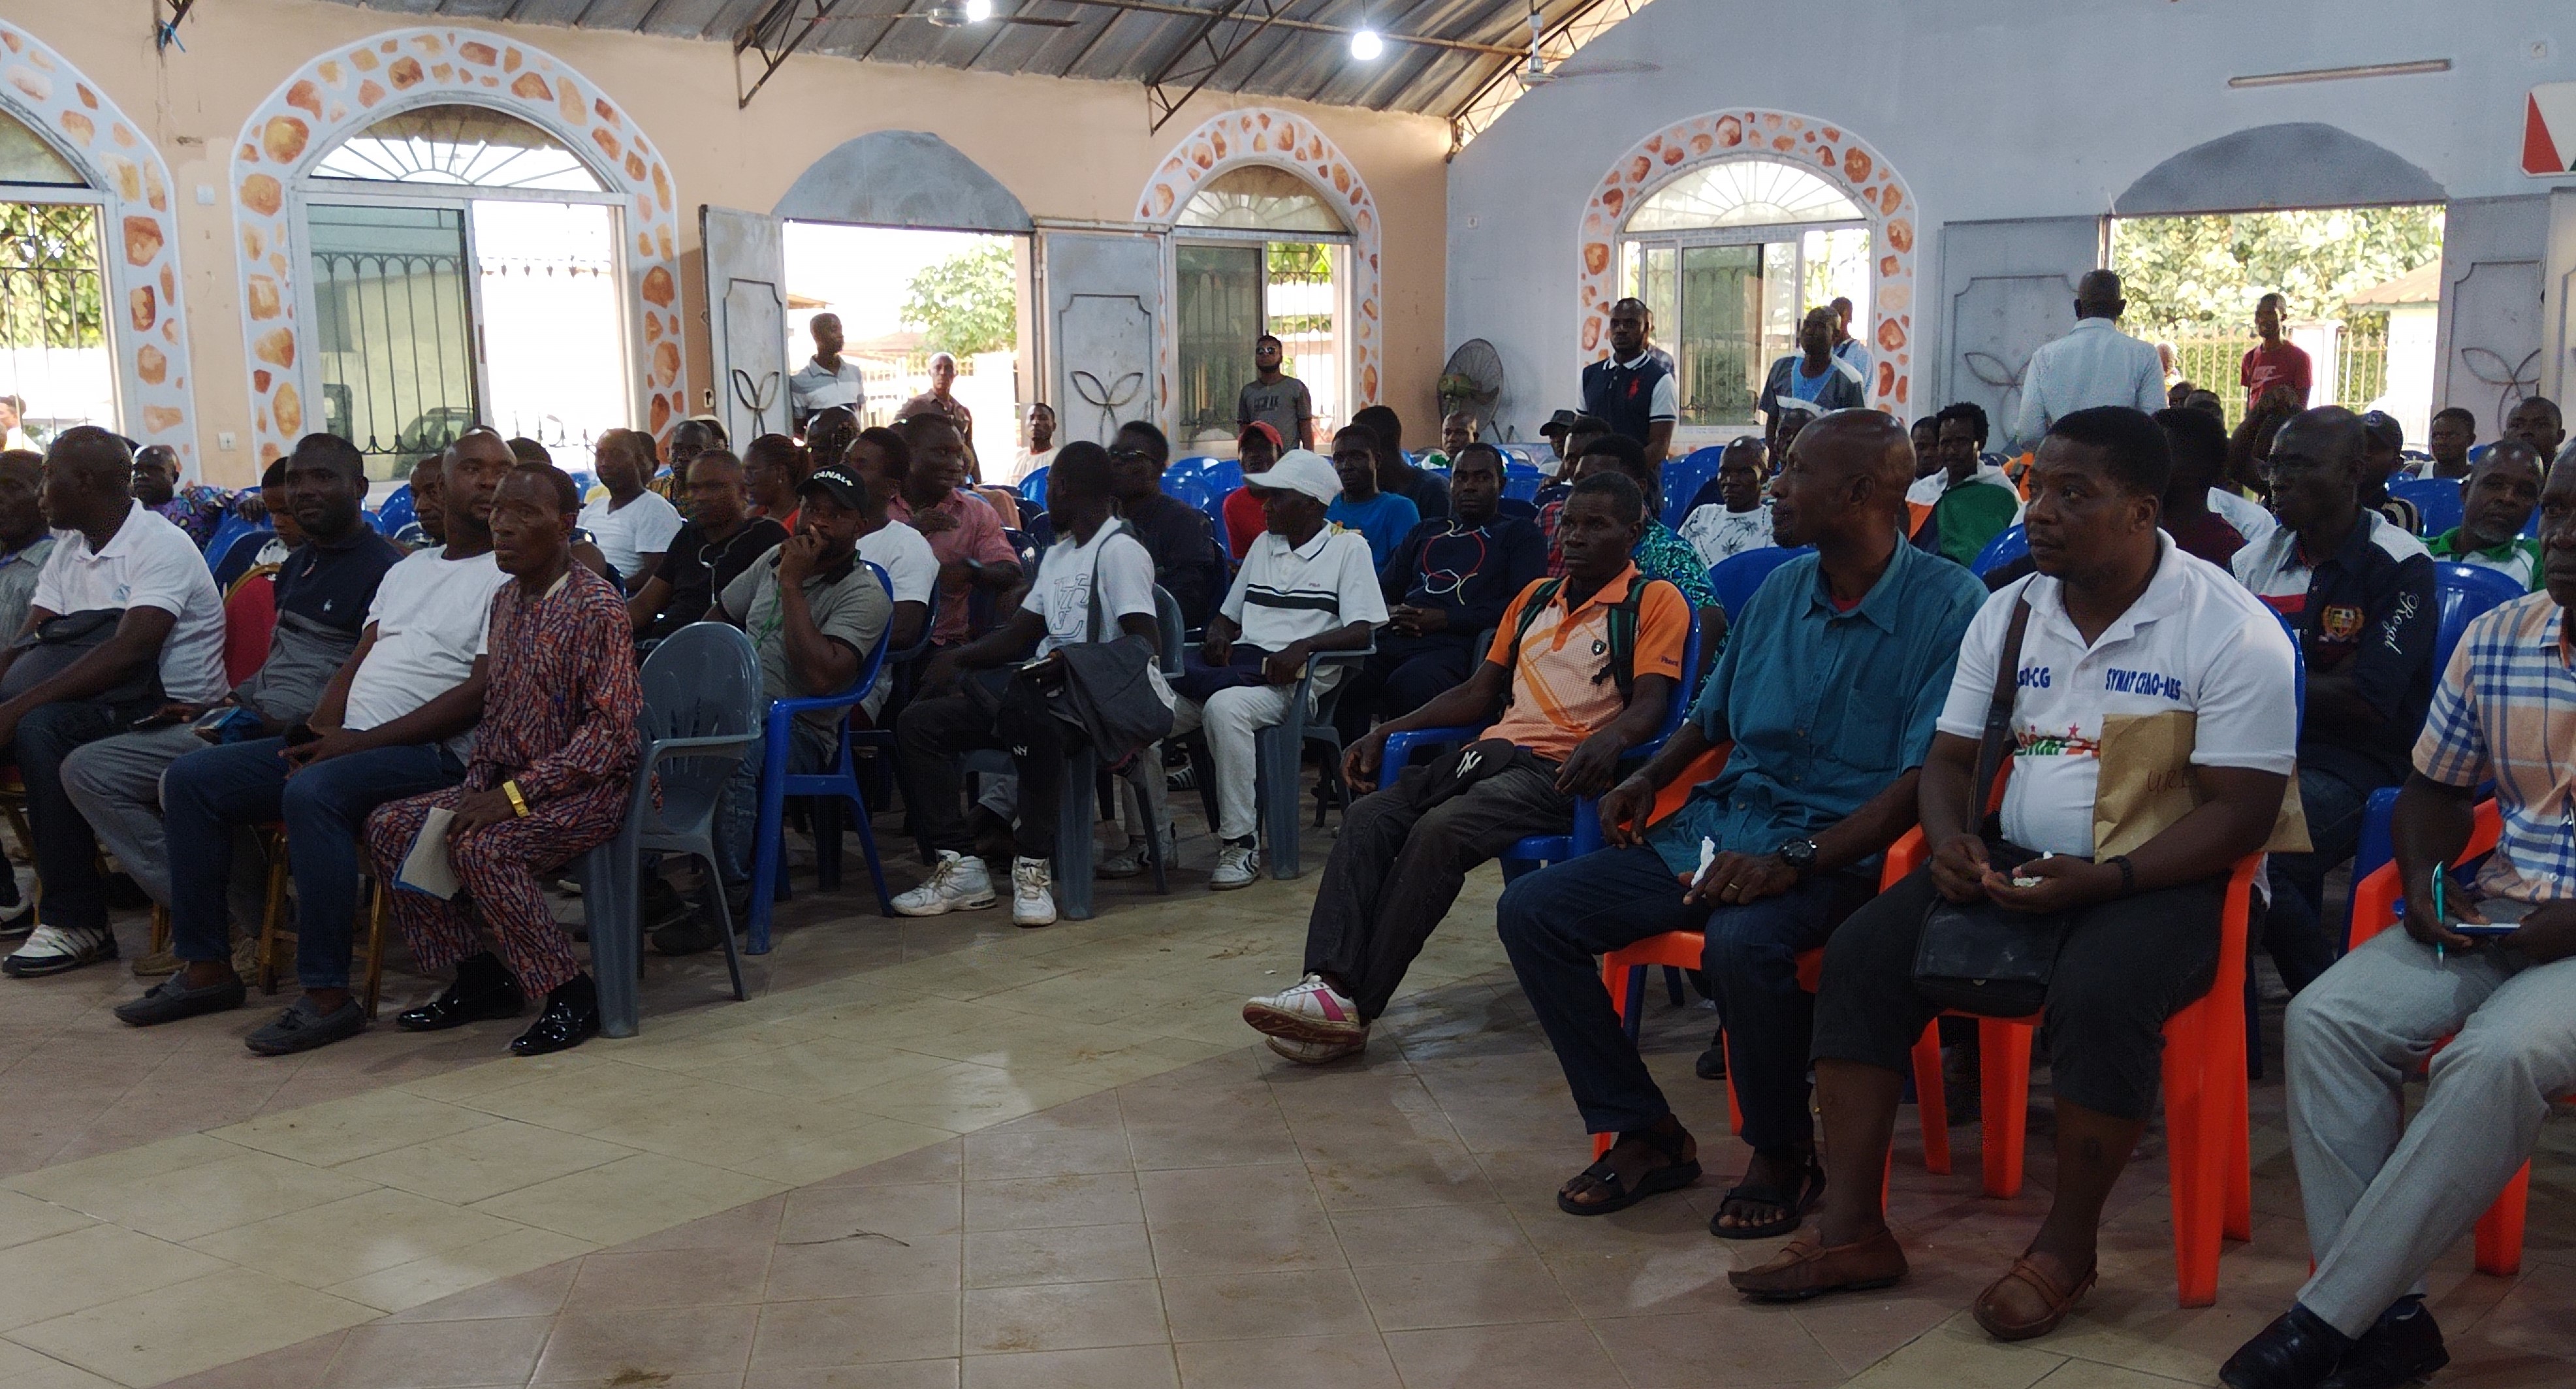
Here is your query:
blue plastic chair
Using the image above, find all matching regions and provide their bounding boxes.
[592,622,765,1036]
[2391,475,2464,537]
[1201,457,1243,496]
[209,525,276,580]
[1972,523,2030,578]
[1019,466,1049,510]
[1707,547,1810,624]
[373,483,415,537]
[200,511,261,573]
[746,562,897,953]
[1659,446,1727,530]
[1501,461,1542,503]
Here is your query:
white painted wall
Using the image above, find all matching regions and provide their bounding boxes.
[1450,0,2573,439]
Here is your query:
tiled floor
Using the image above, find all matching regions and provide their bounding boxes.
[0,812,2570,1387]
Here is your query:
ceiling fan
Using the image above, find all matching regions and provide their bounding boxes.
[884,0,1075,29]
[1514,3,1657,86]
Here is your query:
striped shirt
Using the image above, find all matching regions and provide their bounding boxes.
[1218,523,1390,694]
[2414,592,2576,902]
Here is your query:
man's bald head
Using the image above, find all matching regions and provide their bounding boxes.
[2476,438,2545,489]
[2273,406,2366,468]
[1770,409,1911,549]
[2075,270,2125,321]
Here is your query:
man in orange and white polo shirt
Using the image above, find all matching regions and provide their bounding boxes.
[1241,471,1687,1065]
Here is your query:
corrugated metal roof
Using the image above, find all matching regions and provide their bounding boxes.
[310,0,1649,132]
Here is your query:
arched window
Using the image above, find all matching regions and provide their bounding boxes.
[1,108,111,439]
[299,102,627,478]
[1619,156,1873,428]
[1171,165,1350,446]
[0,109,82,187]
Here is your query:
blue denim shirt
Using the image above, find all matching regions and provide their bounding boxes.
[1647,537,1987,876]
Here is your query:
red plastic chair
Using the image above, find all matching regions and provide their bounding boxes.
[221,569,278,689]
[2344,799,2530,1276]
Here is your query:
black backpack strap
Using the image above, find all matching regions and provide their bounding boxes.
[1493,578,1565,714]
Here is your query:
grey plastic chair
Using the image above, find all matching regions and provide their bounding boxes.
[591,621,765,1038]
[1187,642,1372,880]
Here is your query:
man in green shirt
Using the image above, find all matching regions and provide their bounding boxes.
[2425,439,2546,591]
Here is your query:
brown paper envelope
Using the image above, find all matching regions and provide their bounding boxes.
[2094,710,2308,860]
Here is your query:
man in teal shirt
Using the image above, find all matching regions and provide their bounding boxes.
[2425,439,2545,591]
[1499,409,1985,1237]
[1325,424,1419,573]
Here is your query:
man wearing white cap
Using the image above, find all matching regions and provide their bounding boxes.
[1174,450,1387,888]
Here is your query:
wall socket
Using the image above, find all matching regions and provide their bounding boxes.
[2533,39,2553,61]
[216,432,237,451]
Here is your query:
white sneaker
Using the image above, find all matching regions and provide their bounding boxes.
[1265,1032,1365,1065]
[1096,841,1149,879]
[1010,857,1057,928]
[1243,973,1365,1044]
[3,923,118,978]
[891,852,996,918]
[1210,841,1262,890]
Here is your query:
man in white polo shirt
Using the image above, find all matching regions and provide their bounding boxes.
[1173,448,1386,888]
[0,428,226,978]
[578,428,684,593]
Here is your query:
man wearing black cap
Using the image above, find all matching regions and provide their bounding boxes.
[671,461,891,954]
[2359,411,2417,534]
[1538,409,1581,475]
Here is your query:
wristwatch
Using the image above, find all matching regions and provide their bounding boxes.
[1776,838,1819,872]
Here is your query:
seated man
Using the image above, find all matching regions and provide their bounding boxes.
[744,431,807,532]
[1734,408,2297,1341]
[1547,433,1721,611]
[891,413,1021,646]
[1355,404,1450,521]
[580,428,684,594]
[2417,405,2474,479]
[1497,411,1982,1234]
[1325,425,1420,573]
[891,443,1158,927]
[0,451,50,933]
[2425,438,2545,590]
[0,428,227,979]
[2236,407,2435,993]
[131,442,253,551]
[2221,447,2576,1389]
[2154,406,2250,567]
[1252,470,1683,1062]
[113,430,511,1049]
[1906,401,2022,567]
[212,457,304,591]
[1333,443,1545,744]
[1108,420,1220,628]
[368,464,643,1057]
[848,427,935,664]
[1175,449,1385,889]
[627,447,787,642]
[1222,422,1282,560]
[2359,410,2419,534]
[652,460,891,956]
[1679,436,1775,567]
[75,434,400,987]
[398,453,447,552]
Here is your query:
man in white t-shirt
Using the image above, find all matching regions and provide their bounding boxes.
[893,443,1160,927]
[848,426,937,669]
[107,429,515,1051]
[577,428,684,593]
[787,313,865,430]
[1743,406,2298,1335]
[0,428,226,979]
[1172,449,1386,888]
[1680,437,1777,567]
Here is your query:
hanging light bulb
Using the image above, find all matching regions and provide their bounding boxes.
[964,0,994,20]
[1350,26,1384,60]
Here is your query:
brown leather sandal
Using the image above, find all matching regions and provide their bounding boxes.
[1972,1255,2097,1341]
[1727,1225,1908,1301]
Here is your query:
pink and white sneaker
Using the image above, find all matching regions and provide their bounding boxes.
[1243,974,1365,1046]
[1265,1033,1365,1066]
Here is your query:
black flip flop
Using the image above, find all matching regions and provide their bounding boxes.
[1709,1156,1826,1239]
[1556,1126,1701,1217]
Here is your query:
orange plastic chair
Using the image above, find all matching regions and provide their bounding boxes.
[2344,799,2530,1276]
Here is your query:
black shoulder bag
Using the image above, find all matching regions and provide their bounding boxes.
[1909,597,2073,1017]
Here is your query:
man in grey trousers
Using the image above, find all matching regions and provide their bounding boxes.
[2221,450,2576,1389]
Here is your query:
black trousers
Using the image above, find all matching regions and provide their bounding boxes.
[1331,632,1478,746]
[1810,867,2225,1123]
[893,673,1083,863]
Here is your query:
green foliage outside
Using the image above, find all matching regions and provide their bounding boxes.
[900,242,1017,357]
[0,202,104,350]
[2108,205,2443,338]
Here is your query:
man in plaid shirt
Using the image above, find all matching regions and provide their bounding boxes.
[2224,448,2576,1389]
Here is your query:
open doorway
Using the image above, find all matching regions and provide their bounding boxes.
[1171,165,1352,456]
[2108,205,2445,446]
[781,222,1025,475]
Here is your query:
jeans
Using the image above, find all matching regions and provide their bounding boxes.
[161,737,462,989]
[12,699,150,933]
[1496,843,1873,1145]
[59,723,272,938]
[2265,765,2376,994]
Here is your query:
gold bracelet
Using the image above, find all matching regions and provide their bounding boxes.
[501,780,530,818]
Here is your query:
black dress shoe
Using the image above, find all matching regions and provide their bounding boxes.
[511,974,599,1057]
[113,972,247,1027]
[2222,1303,2354,1389]
[397,953,526,1032]
[1694,1040,1728,1081]
[2322,1299,2447,1389]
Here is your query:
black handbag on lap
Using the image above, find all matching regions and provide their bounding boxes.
[1911,598,2074,1018]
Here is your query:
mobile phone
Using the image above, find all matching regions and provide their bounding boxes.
[2456,896,2533,938]
[129,710,183,731]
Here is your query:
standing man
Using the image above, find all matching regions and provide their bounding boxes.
[579,428,684,594]
[1582,298,1679,464]
[1830,296,1871,380]
[2011,270,2167,451]
[2242,293,2314,412]
[119,430,510,1050]
[788,312,865,430]
[2425,439,2547,590]
[2235,407,2436,993]
[1907,402,2023,567]
[1015,402,1058,483]
[1108,421,1221,628]
[889,413,1020,645]
[0,428,227,978]
[1325,425,1421,573]
[1499,411,1984,1234]
[1236,334,1313,451]
[1760,309,1868,454]
[627,448,788,642]
[2422,406,2476,479]
[898,354,977,463]
[368,464,643,1058]
[0,396,29,453]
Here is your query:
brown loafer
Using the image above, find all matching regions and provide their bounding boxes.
[1972,1255,2096,1341]
[1727,1225,1908,1302]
